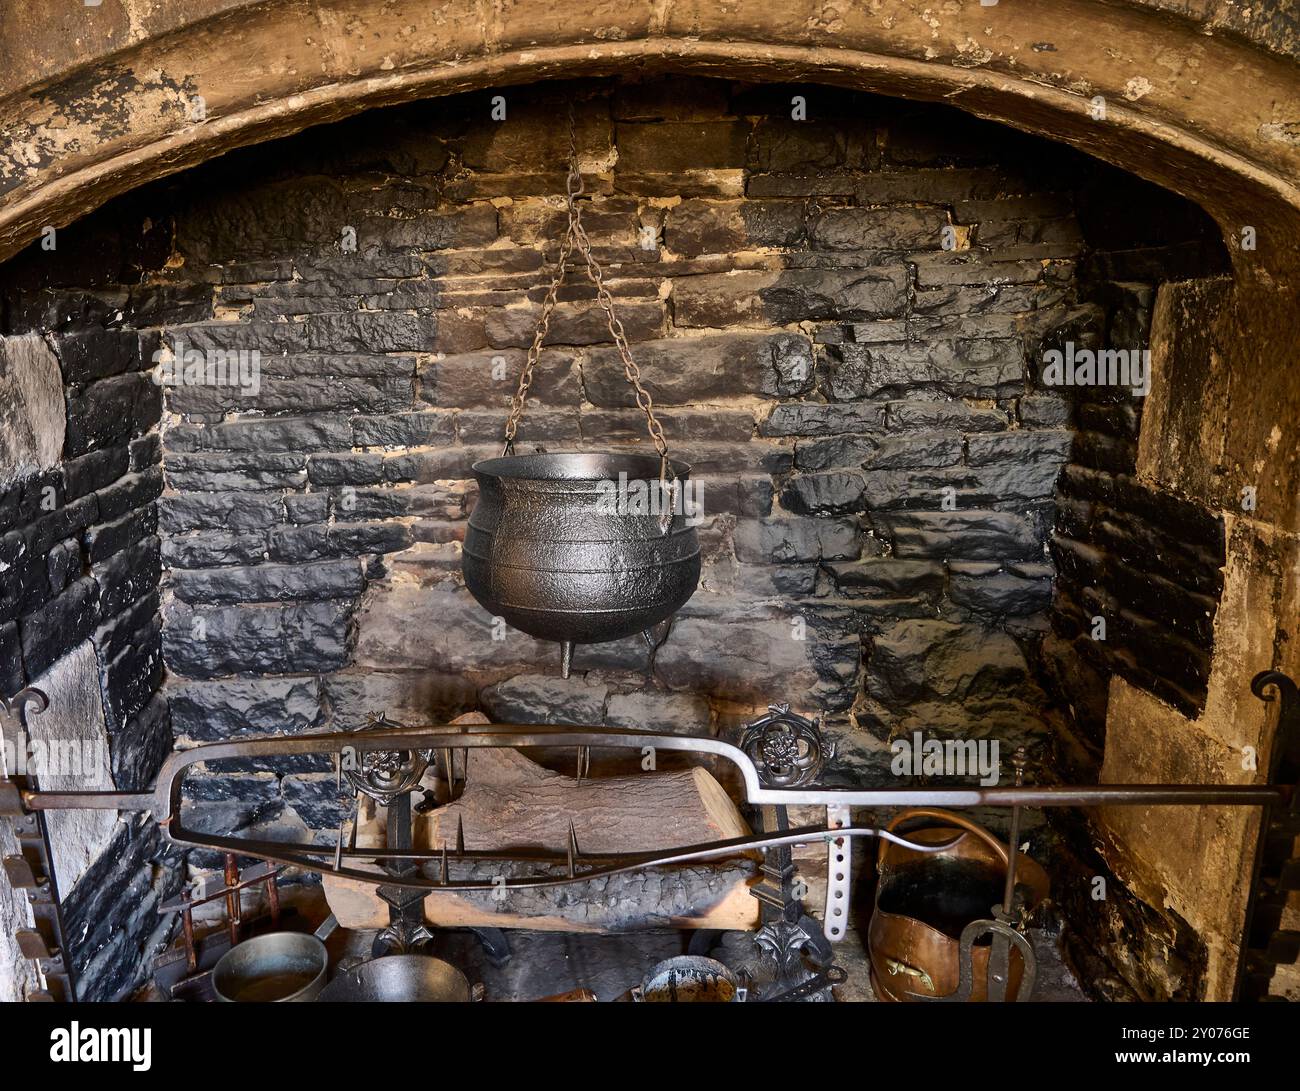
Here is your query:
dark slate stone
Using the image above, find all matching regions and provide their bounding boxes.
[306,312,438,353]
[353,412,457,448]
[674,267,909,327]
[808,207,949,251]
[866,432,963,471]
[875,510,1042,562]
[967,430,1073,465]
[285,493,331,524]
[733,516,861,563]
[950,570,1054,616]
[93,536,161,618]
[102,623,163,727]
[30,494,99,559]
[163,415,353,454]
[17,469,65,525]
[171,560,366,605]
[161,531,269,569]
[1019,394,1072,427]
[129,432,162,472]
[820,340,1024,399]
[828,559,945,598]
[51,328,143,384]
[46,538,81,594]
[182,772,282,805]
[281,774,348,830]
[63,446,131,501]
[162,452,307,492]
[85,505,158,564]
[64,373,159,457]
[795,435,880,471]
[168,677,323,740]
[0,526,47,624]
[62,819,185,1002]
[95,465,163,523]
[0,622,22,696]
[305,453,385,487]
[94,591,161,663]
[160,492,284,532]
[19,576,100,677]
[267,522,412,562]
[780,471,867,515]
[110,693,172,792]
[163,599,354,678]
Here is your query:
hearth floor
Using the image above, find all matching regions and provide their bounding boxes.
[139,881,1086,1001]
[335,920,1087,1002]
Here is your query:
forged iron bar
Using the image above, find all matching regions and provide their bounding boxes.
[13,724,1291,820]
[135,824,966,893]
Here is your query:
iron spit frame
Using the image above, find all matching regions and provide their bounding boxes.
[2,669,1296,998]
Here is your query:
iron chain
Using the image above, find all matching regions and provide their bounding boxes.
[502,104,669,462]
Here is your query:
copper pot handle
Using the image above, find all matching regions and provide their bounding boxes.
[877,808,1009,870]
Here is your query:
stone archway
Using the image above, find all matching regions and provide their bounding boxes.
[4,0,1300,270]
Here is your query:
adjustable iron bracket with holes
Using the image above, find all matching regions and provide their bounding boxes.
[823,804,852,944]
[4,678,1299,1001]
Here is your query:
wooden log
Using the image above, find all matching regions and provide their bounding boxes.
[322,715,763,933]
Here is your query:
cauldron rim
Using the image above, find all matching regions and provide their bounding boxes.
[473,451,692,482]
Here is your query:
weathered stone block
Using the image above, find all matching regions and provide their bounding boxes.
[163,599,353,678]
[809,207,949,251]
[481,673,608,725]
[171,559,365,605]
[674,267,909,327]
[733,516,860,563]
[617,121,750,173]
[584,332,814,406]
[876,510,1042,561]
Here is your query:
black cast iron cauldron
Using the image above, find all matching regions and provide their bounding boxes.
[462,451,701,676]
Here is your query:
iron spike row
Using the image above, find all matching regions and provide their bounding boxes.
[156,824,967,893]
[566,819,581,878]
[441,748,455,797]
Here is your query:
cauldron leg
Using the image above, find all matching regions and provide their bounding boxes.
[560,640,574,679]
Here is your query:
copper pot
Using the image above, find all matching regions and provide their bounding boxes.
[867,809,1048,1002]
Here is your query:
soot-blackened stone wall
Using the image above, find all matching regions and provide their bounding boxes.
[0,75,1234,1000]
[0,222,184,1000]
[143,77,1110,840]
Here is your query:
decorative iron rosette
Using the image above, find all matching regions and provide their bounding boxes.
[342,713,431,805]
[739,705,831,788]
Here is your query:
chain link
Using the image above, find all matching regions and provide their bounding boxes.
[501,104,669,463]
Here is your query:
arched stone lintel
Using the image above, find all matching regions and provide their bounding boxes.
[2,28,1300,274]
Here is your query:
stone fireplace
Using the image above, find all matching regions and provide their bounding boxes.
[1,1,1298,1007]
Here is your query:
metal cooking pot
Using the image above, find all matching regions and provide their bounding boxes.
[317,954,472,1003]
[867,810,1049,1003]
[463,451,701,675]
[631,956,747,1003]
[212,916,337,1003]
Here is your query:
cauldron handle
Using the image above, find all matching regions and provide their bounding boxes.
[657,454,678,536]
